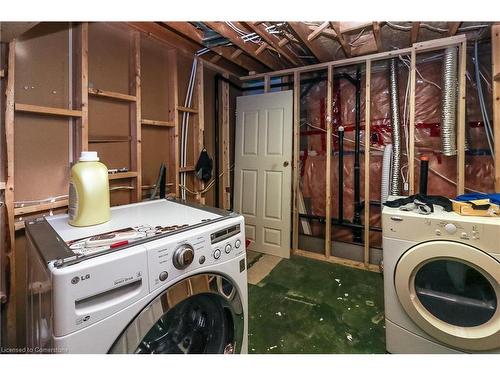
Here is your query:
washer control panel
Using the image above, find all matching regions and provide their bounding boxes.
[144,218,245,292]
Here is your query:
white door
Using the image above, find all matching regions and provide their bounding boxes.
[234,91,293,258]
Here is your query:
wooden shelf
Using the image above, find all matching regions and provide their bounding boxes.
[89,136,131,143]
[141,119,175,127]
[14,199,69,216]
[177,106,198,114]
[108,171,138,180]
[180,166,195,172]
[15,221,25,231]
[88,88,136,102]
[15,103,83,117]
[495,73,500,82]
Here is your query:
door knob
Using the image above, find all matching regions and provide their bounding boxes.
[283,161,289,167]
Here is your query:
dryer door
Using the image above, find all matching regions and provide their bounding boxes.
[394,240,500,351]
[109,273,244,354]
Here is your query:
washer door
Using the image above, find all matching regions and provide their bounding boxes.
[109,273,244,354]
[394,241,500,351]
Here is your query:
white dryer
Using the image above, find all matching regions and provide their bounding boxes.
[25,199,248,354]
[382,199,500,353]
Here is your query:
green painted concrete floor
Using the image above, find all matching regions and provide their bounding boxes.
[247,255,386,354]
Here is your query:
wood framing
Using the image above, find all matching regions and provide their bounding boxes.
[88,88,136,102]
[168,49,180,197]
[329,22,351,57]
[457,41,467,195]
[372,22,382,51]
[291,71,300,253]
[5,40,16,348]
[108,171,138,180]
[493,25,500,191]
[73,22,89,154]
[141,119,174,127]
[364,60,371,266]
[14,103,83,117]
[448,22,461,36]
[324,65,333,259]
[308,21,330,42]
[204,22,282,70]
[130,31,142,202]
[14,199,69,216]
[241,22,302,66]
[221,73,231,210]
[196,59,205,204]
[288,22,333,63]
[408,47,417,194]
[411,22,420,44]
[294,249,380,273]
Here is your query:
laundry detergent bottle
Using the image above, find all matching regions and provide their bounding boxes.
[68,151,110,226]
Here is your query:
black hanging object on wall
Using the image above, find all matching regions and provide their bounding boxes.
[195,148,213,183]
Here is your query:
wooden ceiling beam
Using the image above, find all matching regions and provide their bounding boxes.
[448,22,461,36]
[204,21,283,70]
[307,21,330,42]
[372,22,382,51]
[242,22,303,66]
[160,22,267,73]
[411,22,421,44]
[330,22,351,57]
[288,22,333,63]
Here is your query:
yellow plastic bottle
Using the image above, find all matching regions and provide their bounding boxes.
[68,151,111,227]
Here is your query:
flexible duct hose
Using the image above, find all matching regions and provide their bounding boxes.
[388,58,401,195]
[441,47,458,156]
[381,144,393,204]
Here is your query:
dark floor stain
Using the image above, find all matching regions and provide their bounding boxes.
[248,255,386,354]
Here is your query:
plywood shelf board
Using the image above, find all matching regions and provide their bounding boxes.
[14,199,69,216]
[141,118,175,127]
[88,87,136,102]
[177,106,198,114]
[15,103,83,117]
[108,171,138,180]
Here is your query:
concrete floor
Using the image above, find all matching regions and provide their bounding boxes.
[246,252,386,353]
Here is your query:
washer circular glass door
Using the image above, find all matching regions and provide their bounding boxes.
[394,241,500,351]
[109,273,244,354]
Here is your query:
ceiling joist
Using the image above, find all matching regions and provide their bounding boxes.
[330,22,351,57]
[242,22,303,67]
[288,22,333,63]
[448,22,461,36]
[411,22,421,44]
[307,21,330,42]
[204,21,283,70]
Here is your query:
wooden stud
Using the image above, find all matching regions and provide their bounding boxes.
[264,75,270,93]
[408,48,417,195]
[457,41,467,195]
[278,38,289,47]
[307,21,330,42]
[411,22,420,44]
[196,59,205,204]
[130,31,142,202]
[230,49,243,59]
[492,25,500,191]
[14,103,83,117]
[329,22,351,57]
[168,49,180,198]
[364,60,371,266]
[325,65,333,259]
[448,22,461,36]
[241,35,466,82]
[294,249,380,273]
[292,71,300,254]
[254,42,268,56]
[372,22,382,52]
[73,22,88,154]
[221,73,231,210]
[288,22,333,63]
[88,88,136,102]
[5,40,16,349]
[176,106,199,114]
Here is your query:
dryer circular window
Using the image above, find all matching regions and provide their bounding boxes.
[109,274,245,354]
[394,241,500,351]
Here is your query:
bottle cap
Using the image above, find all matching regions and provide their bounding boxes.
[79,151,99,162]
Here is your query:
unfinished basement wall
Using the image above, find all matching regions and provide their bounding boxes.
[1,42,8,348]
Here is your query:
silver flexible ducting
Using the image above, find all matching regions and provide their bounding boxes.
[381,144,393,204]
[388,58,401,195]
[441,47,458,156]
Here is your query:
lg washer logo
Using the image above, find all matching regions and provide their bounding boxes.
[71,274,91,284]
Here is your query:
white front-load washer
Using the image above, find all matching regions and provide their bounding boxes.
[25,199,248,354]
[382,199,500,354]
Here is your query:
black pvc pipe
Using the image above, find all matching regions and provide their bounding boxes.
[353,66,362,242]
[338,126,344,223]
[419,157,429,195]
